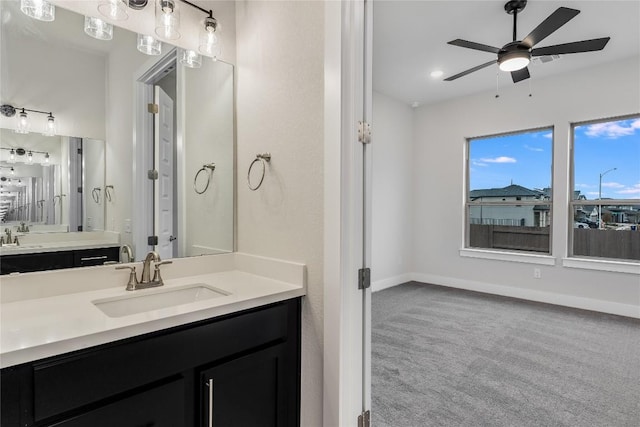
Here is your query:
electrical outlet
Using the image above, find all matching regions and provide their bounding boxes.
[533,268,541,279]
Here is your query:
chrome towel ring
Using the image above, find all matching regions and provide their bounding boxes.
[194,163,216,194]
[248,153,271,191]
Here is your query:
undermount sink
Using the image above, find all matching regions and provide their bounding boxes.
[93,283,230,318]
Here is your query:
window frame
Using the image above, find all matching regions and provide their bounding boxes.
[464,126,555,255]
[568,114,640,262]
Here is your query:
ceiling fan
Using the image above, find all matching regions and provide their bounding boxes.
[444,0,611,83]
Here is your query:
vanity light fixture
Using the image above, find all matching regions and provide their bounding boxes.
[27,151,34,164]
[20,0,55,22]
[0,166,16,176]
[155,0,180,40]
[84,16,114,41]
[0,104,57,136]
[180,49,202,68]
[199,16,220,57]
[97,0,129,21]
[44,152,50,164]
[9,149,16,162]
[137,34,163,55]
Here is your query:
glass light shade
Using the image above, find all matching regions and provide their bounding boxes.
[27,151,34,164]
[9,149,15,162]
[15,110,29,134]
[180,50,202,68]
[137,34,162,56]
[43,114,56,136]
[20,0,55,22]
[155,0,180,40]
[84,16,113,41]
[498,53,530,72]
[199,17,220,56]
[97,0,129,21]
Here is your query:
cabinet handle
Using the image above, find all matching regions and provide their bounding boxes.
[207,378,214,427]
[80,255,108,261]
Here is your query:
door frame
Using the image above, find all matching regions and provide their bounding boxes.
[133,49,182,261]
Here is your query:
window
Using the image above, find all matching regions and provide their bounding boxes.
[571,116,640,261]
[466,128,553,254]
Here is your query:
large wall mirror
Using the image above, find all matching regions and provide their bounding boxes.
[0,0,234,271]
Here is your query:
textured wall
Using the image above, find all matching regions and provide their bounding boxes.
[235,1,325,424]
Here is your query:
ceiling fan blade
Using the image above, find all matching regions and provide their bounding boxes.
[531,37,611,56]
[444,60,497,81]
[511,67,530,83]
[522,7,580,47]
[447,39,500,54]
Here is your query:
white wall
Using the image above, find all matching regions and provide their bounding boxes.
[371,92,414,291]
[235,1,324,424]
[409,57,640,316]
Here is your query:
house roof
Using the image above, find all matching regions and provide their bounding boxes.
[470,184,541,199]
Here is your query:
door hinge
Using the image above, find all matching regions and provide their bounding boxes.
[77,148,83,155]
[358,267,371,290]
[147,235,158,246]
[358,121,371,144]
[147,169,158,180]
[77,187,82,193]
[148,103,159,114]
[357,410,371,427]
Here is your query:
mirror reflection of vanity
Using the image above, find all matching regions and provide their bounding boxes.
[0,1,234,273]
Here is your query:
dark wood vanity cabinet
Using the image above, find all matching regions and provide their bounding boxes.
[1,298,301,427]
[0,246,120,275]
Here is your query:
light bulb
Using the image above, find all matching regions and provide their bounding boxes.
[27,151,33,164]
[97,0,129,21]
[10,167,15,175]
[199,16,220,56]
[137,34,162,55]
[20,0,55,22]
[44,153,50,164]
[9,149,15,162]
[155,0,180,40]
[84,16,113,41]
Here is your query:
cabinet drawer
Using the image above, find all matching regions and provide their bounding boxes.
[49,378,185,427]
[32,302,290,422]
[0,251,74,275]
[73,247,119,266]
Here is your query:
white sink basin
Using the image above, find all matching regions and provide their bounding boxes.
[93,283,230,318]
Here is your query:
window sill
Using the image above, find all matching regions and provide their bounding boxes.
[459,248,556,265]
[562,258,640,275]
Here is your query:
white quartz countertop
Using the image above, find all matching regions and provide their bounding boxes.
[0,240,120,256]
[0,253,306,368]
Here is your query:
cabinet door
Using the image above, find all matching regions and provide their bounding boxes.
[48,378,185,427]
[201,344,293,427]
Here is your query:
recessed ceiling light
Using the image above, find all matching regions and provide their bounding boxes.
[411,101,421,108]
[430,70,444,78]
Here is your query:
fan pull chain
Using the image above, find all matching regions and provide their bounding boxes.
[528,77,533,97]
[495,72,500,99]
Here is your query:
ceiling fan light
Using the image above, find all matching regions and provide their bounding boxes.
[20,0,55,22]
[498,50,530,72]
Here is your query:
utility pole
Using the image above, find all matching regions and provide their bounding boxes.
[598,167,617,229]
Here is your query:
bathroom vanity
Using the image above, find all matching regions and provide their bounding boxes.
[0,253,305,427]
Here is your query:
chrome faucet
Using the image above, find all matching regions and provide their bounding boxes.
[140,251,161,284]
[115,251,172,291]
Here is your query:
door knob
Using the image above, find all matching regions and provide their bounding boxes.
[169,235,177,241]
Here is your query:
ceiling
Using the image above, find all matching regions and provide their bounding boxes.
[373,0,640,107]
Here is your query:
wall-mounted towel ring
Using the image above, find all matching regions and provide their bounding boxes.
[247,153,271,191]
[194,163,216,194]
[105,185,114,202]
[92,187,101,204]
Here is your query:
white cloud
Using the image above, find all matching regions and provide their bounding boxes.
[575,183,594,188]
[586,191,600,196]
[601,182,625,189]
[584,120,640,139]
[472,161,488,167]
[524,144,544,152]
[479,156,516,164]
[616,183,640,195]
[543,133,553,139]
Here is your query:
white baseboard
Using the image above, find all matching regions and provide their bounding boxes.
[372,274,413,293]
[410,273,640,319]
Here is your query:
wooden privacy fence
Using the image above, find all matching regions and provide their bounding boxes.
[573,228,640,261]
[470,224,640,260]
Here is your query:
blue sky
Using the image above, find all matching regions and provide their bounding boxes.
[469,118,640,200]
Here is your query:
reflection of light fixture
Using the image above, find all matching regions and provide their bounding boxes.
[180,49,202,68]
[84,16,114,41]
[27,151,33,164]
[16,109,29,134]
[1,104,57,136]
[498,47,530,72]
[199,16,219,57]
[155,0,180,40]
[20,0,55,22]
[9,149,15,162]
[97,0,129,21]
[137,34,162,55]
[44,153,50,164]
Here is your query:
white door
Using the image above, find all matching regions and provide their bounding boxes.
[154,85,174,260]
